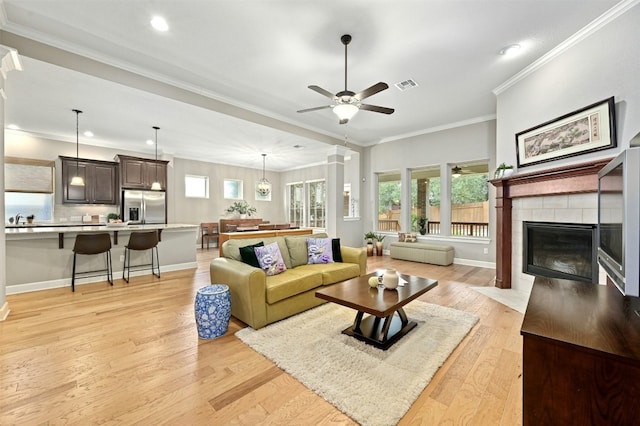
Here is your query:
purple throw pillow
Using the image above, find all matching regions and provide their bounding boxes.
[307,237,334,264]
[254,242,287,276]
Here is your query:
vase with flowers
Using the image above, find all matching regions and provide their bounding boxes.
[225,200,257,219]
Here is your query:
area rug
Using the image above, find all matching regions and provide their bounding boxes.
[235,301,479,426]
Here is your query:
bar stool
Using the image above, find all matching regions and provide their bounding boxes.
[200,222,219,249]
[72,233,113,292]
[123,230,160,283]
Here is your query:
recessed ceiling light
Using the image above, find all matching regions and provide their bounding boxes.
[83,130,94,137]
[151,16,169,32]
[7,124,20,130]
[146,139,154,145]
[499,44,521,56]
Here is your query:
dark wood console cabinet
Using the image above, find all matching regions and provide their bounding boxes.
[60,156,119,204]
[521,277,640,425]
[117,154,168,190]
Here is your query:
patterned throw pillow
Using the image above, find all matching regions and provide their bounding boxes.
[254,242,287,276]
[398,233,406,242]
[307,237,334,264]
[404,233,418,243]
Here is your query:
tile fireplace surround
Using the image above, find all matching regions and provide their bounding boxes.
[491,157,612,293]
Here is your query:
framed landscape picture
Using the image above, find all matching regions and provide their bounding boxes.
[516,97,616,167]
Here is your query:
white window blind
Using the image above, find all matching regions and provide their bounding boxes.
[4,157,54,193]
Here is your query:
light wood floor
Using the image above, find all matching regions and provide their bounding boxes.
[0,249,523,425]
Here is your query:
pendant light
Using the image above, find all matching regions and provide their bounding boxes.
[150,126,162,191]
[256,153,271,196]
[70,109,85,186]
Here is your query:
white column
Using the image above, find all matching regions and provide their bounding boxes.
[0,45,23,321]
[326,145,348,237]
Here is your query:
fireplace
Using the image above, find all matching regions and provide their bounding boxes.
[523,221,598,283]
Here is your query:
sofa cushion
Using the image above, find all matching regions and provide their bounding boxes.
[265,268,323,304]
[255,242,287,276]
[239,241,263,268]
[307,237,334,264]
[294,263,361,285]
[285,232,328,268]
[223,236,293,269]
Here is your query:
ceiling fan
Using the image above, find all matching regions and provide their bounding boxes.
[452,165,472,177]
[297,34,394,124]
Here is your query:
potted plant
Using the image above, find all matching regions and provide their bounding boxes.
[374,233,386,256]
[494,162,514,179]
[225,200,257,218]
[418,217,427,235]
[107,212,120,223]
[364,231,376,256]
[26,214,35,224]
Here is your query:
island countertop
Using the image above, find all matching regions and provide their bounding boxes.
[5,223,199,249]
[5,223,199,294]
[5,223,197,235]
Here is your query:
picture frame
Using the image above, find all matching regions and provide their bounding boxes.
[254,182,272,201]
[516,97,616,168]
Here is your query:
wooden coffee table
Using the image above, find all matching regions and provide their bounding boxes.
[315,272,438,350]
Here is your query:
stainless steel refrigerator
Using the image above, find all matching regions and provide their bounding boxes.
[122,190,166,224]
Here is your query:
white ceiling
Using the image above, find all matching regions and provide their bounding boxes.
[0,0,622,171]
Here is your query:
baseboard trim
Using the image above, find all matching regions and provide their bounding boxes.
[453,258,496,269]
[6,261,198,295]
[0,301,10,321]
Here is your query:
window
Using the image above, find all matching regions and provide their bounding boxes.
[286,180,326,228]
[185,175,209,198]
[308,180,326,228]
[5,193,54,223]
[4,158,54,222]
[223,179,243,200]
[344,183,358,217]
[377,172,401,232]
[411,167,440,234]
[287,182,304,227]
[450,162,489,237]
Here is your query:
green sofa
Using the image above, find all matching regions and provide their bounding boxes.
[210,233,366,329]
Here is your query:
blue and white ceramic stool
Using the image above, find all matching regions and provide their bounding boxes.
[194,284,231,339]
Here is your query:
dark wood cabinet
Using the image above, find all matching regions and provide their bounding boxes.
[521,277,640,425]
[117,155,168,190]
[61,157,119,204]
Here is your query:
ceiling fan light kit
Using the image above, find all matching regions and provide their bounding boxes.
[298,34,394,124]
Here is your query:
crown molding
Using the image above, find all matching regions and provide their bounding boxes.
[494,0,640,95]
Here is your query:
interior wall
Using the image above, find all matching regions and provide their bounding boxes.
[4,132,283,226]
[171,157,283,226]
[495,4,640,290]
[495,4,640,170]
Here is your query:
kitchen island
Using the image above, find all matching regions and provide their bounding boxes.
[5,223,198,294]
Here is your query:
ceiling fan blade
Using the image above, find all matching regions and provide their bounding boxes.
[308,85,336,99]
[354,82,389,100]
[297,105,331,113]
[360,104,395,114]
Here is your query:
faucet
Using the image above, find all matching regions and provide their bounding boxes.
[15,213,22,225]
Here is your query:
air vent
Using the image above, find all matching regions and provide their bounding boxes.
[395,79,418,91]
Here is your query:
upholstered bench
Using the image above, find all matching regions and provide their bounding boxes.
[389,242,454,266]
